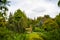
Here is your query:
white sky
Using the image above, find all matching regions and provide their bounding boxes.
[8,0,60,19]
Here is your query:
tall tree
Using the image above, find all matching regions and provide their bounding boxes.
[7,13,15,31]
[58,0,60,7]
[14,9,28,33]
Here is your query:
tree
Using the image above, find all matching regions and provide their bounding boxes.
[0,12,6,27]
[55,13,60,27]
[8,13,13,24]
[7,13,16,31]
[44,15,50,18]
[14,9,28,33]
[42,19,58,31]
[0,0,10,27]
[0,0,10,18]
[58,0,60,7]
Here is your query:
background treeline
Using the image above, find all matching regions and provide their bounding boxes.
[0,0,60,40]
[0,9,60,40]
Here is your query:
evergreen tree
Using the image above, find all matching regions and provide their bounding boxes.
[14,9,28,33]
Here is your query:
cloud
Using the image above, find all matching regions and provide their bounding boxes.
[32,7,46,13]
[8,0,60,19]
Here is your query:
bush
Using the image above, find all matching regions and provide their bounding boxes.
[26,33,44,40]
[39,29,60,40]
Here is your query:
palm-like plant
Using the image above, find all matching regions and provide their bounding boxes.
[0,0,10,27]
[0,0,10,16]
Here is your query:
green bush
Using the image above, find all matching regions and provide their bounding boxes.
[39,29,60,40]
[25,33,44,40]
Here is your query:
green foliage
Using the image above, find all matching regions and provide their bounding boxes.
[0,16,6,27]
[7,9,28,33]
[55,14,60,27]
[0,3,60,40]
[58,0,60,7]
[44,15,50,18]
[41,29,60,40]
[14,9,27,33]
[0,12,3,17]
[14,9,27,21]
[0,27,26,40]
[0,0,10,19]
[42,19,58,31]
[0,27,14,40]
[26,33,44,40]
[34,27,41,32]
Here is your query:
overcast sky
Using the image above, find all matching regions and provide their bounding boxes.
[8,0,60,19]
